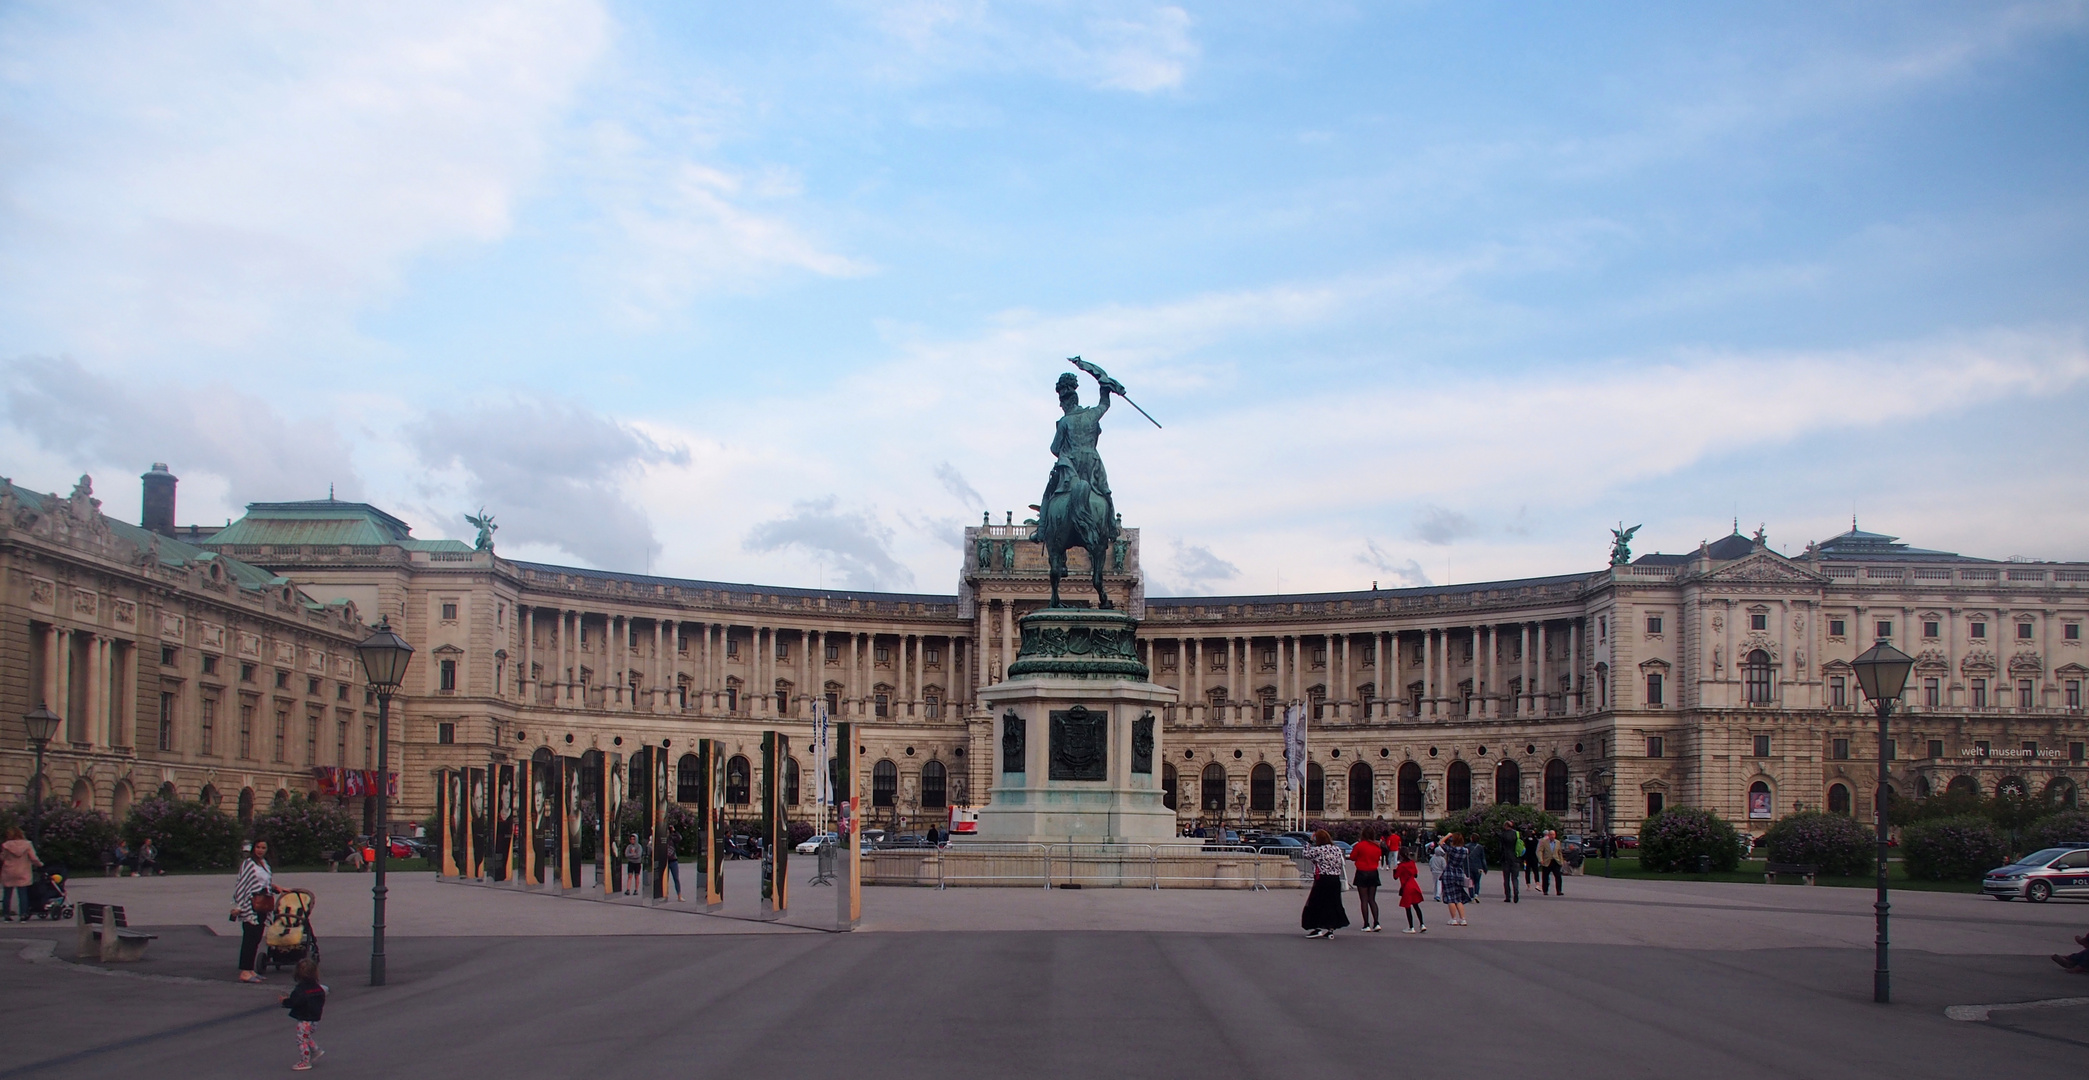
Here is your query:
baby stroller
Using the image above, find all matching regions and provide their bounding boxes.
[259,888,319,974]
[22,866,71,921]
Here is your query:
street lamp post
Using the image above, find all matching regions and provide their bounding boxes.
[354,617,415,988]
[22,704,60,806]
[1851,638,1914,1005]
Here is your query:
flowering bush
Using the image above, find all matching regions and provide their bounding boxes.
[123,798,242,871]
[2022,811,2089,852]
[12,799,119,873]
[1901,815,2008,880]
[1638,806,1744,872]
[665,803,703,856]
[250,794,357,866]
[1760,811,1874,877]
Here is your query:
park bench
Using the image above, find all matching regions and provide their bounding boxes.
[76,902,157,962]
[1763,862,1818,886]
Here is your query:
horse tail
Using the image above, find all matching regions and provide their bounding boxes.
[1065,474,1096,541]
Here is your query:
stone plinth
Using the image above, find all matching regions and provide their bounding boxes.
[971,608,1178,845]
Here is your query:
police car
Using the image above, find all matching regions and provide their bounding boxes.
[1982,846,2089,902]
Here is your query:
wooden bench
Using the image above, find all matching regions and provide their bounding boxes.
[76,902,157,961]
[1763,862,1819,886]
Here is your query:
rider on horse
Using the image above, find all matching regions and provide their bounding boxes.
[1031,370,1122,547]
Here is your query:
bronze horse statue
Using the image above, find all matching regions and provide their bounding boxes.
[1036,467,1118,608]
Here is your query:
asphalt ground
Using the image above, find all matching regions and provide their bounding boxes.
[1,866,2083,1078]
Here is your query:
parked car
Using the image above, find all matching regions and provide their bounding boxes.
[795,832,838,855]
[1614,834,1639,849]
[1253,835,1306,853]
[1983,847,2089,902]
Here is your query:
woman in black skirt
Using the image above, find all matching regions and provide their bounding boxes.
[1299,829,1351,939]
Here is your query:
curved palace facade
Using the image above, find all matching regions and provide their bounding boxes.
[7,466,2086,836]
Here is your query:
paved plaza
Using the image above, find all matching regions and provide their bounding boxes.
[0,866,2084,1078]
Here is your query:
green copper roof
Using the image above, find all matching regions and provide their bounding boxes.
[210,499,472,552]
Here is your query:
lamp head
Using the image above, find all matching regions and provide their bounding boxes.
[356,616,416,694]
[1850,640,1915,704]
[21,703,60,746]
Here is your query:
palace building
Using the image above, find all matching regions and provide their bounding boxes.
[6,464,2085,836]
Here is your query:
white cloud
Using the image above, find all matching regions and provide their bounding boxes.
[855,1,1199,93]
[0,1,611,361]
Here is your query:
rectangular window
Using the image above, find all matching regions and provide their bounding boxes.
[2068,680,2082,709]
[2019,679,2034,710]
[925,647,941,665]
[2018,622,2034,639]
[874,645,890,663]
[1645,673,1663,706]
[824,691,839,715]
[1971,621,1987,638]
[1972,679,1988,708]
[441,602,458,621]
[306,717,318,765]
[202,654,218,675]
[1753,735,1771,758]
[336,684,348,701]
[1885,740,1896,760]
[726,687,739,713]
[776,641,789,660]
[436,722,455,745]
[925,696,941,719]
[1599,617,1606,642]
[825,644,839,662]
[1749,613,1767,631]
[1922,621,1940,638]
[158,692,176,752]
[238,704,254,758]
[1927,739,1943,759]
[725,637,738,657]
[240,663,256,683]
[2066,623,2081,641]
[364,726,373,769]
[629,629,640,648]
[2022,741,2039,757]
[1830,677,1847,708]
[274,710,287,762]
[1832,738,1850,760]
[1646,736,1664,758]
[2073,742,2087,762]
[274,670,289,689]
[307,676,320,696]
[1646,615,1663,634]
[439,659,457,692]
[161,645,178,666]
[1924,678,1940,708]
[1828,619,1846,637]
[874,693,889,718]
[200,699,216,756]
[1875,620,1893,640]
[336,720,348,766]
[1646,792,1664,816]
[1975,740,1991,756]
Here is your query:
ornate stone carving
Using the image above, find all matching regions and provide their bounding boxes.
[1007,607,1149,679]
[1049,705,1107,781]
[1131,712,1154,774]
[1001,711,1025,773]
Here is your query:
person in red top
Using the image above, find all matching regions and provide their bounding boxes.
[1347,824,1386,932]
[1394,847,1427,933]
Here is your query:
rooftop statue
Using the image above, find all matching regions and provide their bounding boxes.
[1028,357,1158,608]
[465,508,497,551]
[1609,522,1641,566]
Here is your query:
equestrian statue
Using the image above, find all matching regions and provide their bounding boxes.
[1028,357,1158,609]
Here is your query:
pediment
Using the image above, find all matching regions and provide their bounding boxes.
[431,643,465,656]
[2056,662,2089,678]
[1638,657,1671,671]
[1697,551,1827,586]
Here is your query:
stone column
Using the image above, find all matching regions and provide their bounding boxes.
[1277,635,1290,705]
[85,636,105,748]
[973,604,989,699]
[119,638,138,747]
[1230,637,1243,715]
[912,633,924,717]
[1538,621,1550,716]
[845,632,859,717]
[1000,601,1014,685]
[1570,619,1582,711]
[1185,638,1199,721]
[42,624,61,716]
[550,611,564,703]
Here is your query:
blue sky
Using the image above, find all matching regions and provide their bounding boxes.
[2,2,2086,594]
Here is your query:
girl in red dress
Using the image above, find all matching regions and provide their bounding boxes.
[1394,847,1427,933]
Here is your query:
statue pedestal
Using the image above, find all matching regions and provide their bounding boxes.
[971,609,1179,845]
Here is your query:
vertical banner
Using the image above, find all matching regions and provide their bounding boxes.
[561,756,584,890]
[514,760,533,888]
[835,722,859,931]
[494,763,515,883]
[705,739,725,910]
[650,747,670,903]
[761,731,790,919]
[601,752,624,896]
[466,767,487,880]
[437,768,458,879]
[814,700,830,836]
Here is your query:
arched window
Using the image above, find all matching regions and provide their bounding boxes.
[1997,775,2028,799]
[921,761,947,808]
[1827,783,1851,815]
[1946,774,1979,796]
[1308,684,1327,720]
[1916,774,1932,798]
[1750,780,1772,819]
[1306,762,1325,813]
[200,783,219,808]
[1348,762,1373,813]
[579,750,604,806]
[1162,763,1178,811]
[677,754,702,802]
[1872,784,1895,818]
[1250,763,1275,812]
[1398,762,1423,813]
[2047,776,2079,809]
[1744,650,1774,704]
[157,781,178,803]
[1446,761,1471,812]
[1495,760,1521,806]
[1594,664,1609,708]
[1207,686,1228,712]
[1543,759,1569,813]
[1200,763,1226,813]
[871,760,897,807]
[784,757,802,805]
[726,755,751,805]
[776,681,792,715]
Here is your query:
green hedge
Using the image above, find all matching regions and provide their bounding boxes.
[1761,811,1874,877]
[250,794,357,866]
[1901,815,2008,881]
[7,799,118,872]
[122,798,242,871]
[1638,806,1743,872]
[1435,804,1565,866]
[2023,810,2089,851]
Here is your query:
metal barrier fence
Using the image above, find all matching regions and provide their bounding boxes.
[859,843,1314,890]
